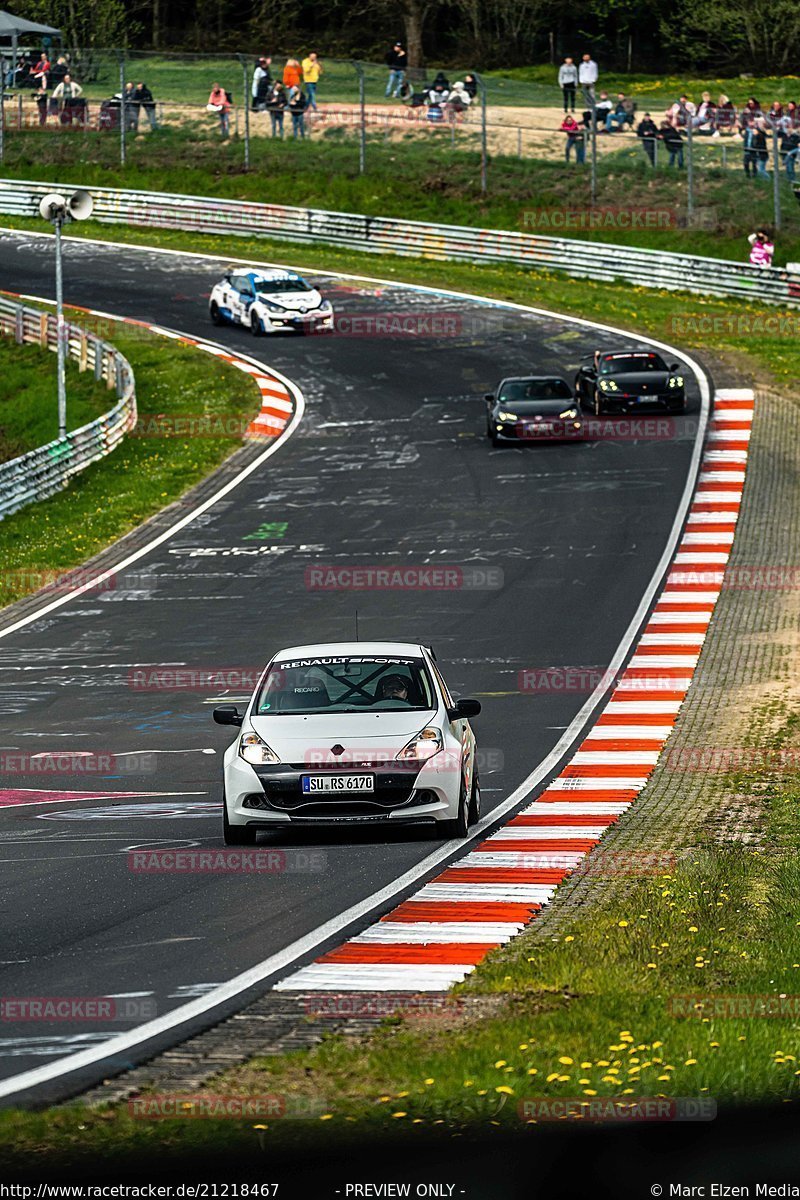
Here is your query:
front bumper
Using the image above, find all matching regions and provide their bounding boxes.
[596,391,685,411]
[494,419,584,442]
[264,310,334,332]
[224,756,457,826]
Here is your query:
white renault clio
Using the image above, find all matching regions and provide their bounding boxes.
[214,642,482,844]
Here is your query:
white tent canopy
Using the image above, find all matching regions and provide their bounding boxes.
[0,10,62,87]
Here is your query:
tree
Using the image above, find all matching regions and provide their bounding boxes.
[13,0,135,47]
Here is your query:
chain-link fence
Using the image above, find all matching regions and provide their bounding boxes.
[1,48,799,229]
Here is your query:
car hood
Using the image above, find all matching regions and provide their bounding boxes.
[256,289,323,312]
[249,711,436,761]
[496,400,577,416]
[601,371,672,391]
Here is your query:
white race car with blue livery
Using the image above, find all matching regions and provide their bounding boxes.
[209,268,334,336]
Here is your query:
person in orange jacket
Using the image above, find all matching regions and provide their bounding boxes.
[283,58,302,89]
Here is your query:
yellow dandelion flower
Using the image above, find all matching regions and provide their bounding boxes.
[495,1086,514,1095]
[559,1056,574,1065]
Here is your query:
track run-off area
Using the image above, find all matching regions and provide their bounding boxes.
[0,229,747,1106]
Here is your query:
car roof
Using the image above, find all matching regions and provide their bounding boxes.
[600,351,661,361]
[498,375,568,384]
[273,641,427,661]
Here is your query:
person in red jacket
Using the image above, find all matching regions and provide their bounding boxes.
[283,59,302,89]
[560,113,585,163]
[207,83,231,138]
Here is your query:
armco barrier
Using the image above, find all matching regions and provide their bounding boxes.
[0,294,136,520]
[1,179,799,307]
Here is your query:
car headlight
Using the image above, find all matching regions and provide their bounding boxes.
[496,411,518,421]
[598,379,618,392]
[318,300,332,311]
[559,408,579,419]
[668,376,684,388]
[239,731,281,765]
[396,727,444,762]
[263,302,286,314]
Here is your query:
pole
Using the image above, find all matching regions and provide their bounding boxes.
[117,51,126,166]
[55,216,66,440]
[475,72,487,193]
[590,98,597,204]
[686,122,694,221]
[0,68,4,163]
[772,124,782,232]
[355,62,366,174]
[238,54,250,170]
[517,126,522,158]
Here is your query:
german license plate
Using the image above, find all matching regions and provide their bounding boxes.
[638,396,659,403]
[302,775,375,793]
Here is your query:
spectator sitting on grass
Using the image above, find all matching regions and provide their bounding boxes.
[301,52,321,111]
[427,78,450,105]
[252,56,272,110]
[637,112,659,164]
[463,74,478,100]
[765,100,783,129]
[692,92,717,134]
[560,112,585,163]
[740,97,762,128]
[30,53,50,86]
[668,95,695,128]
[593,90,613,126]
[50,56,68,86]
[207,82,231,138]
[448,80,472,112]
[605,93,631,133]
[785,101,799,128]
[716,93,736,132]
[266,80,287,138]
[287,85,307,138]
[283,58,302,89]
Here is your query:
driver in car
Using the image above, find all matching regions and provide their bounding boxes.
[376,674,411,703]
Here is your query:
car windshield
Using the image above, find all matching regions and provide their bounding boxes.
[498,379,572,401]
[254,656,437,715]
[599,353,668,374]
[254,278,313,294]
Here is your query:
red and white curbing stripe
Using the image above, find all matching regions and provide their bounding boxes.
[142,325,294,440]
[276,389,755,992]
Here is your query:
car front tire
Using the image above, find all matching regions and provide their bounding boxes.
[223,795,258,845]
[440,779,470,839]
[250,311,263,337]
[468,771,481,825]
[210,301,223,326]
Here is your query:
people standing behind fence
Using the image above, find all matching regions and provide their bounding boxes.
[52,74,85,125]
[301,53,322,111]
[287,85,307,138]
[752,120,769,177]
[578,53,597,105]
[780,126,799,181]
[748,229,774,268]
[463,74,478,102]
[283,58,302,90]
[266,80,287,138]
[560,112,585,163]
[34,80,48,126]
[134,82,158,130]
[659,120,684,167]
[558,57,577,112]
[385,42,408,97]
[252,56,272,110]
[637,112,659,165]
[207,83,231,138]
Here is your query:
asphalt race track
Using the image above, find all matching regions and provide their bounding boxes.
[0,231,707,1099]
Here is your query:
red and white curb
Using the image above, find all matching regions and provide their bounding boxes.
[276,389,754,992]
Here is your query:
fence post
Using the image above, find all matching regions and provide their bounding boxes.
[772,124,782,232]
[590,98,597,204]
[0,70,4,163]
[474,72,488,193]
[686,122,694,220]
[352,61,366,175]
[237,53,251,170]
[116,50,127,166]
[517,126,522,158]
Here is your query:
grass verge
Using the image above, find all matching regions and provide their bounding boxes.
[0,129,798,262]
[0,334,112,462]
[0,307,260,609]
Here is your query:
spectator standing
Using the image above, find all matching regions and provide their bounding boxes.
[785,101,799,128]
[780,127,799,181]
[558,57,577,112]
[659,120,684,167]
[283,58,302,89]
[288,85,307,138]
[252,57,272,110]
[123,80,138,130]
[752,121,769,178]
[748,229,774,267]
[740,122,758,176]
[637,112,658,165]
[578,53,598,105]
[560,112,585,163]
[463,74,478,100]
[34,80,48,126]
[385,42,408,98]
[134,82,158,130]
[301,52,321,111]
[207,82,231,138]
[266,81,287,138]
[52,74,84,125]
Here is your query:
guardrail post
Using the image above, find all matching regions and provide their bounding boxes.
[237,53,251,170]
[55,216,67,439]
[772,125,782,232]
[517,126,522,159]
[14,305,23,344]
[116,50,127,167]
[93,338,102,380]
[353,61,366,175]
[686,123,694,220]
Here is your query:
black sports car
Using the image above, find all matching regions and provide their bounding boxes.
[575,351,686,415]
[484,376,582,446]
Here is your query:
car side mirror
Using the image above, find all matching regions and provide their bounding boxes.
[484,393,495,403]
[447,698,482,721]
[669,362,680,372]
[213,705,243,727]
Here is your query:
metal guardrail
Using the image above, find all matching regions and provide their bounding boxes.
[0,293,136,520]
[0,178,798,308]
